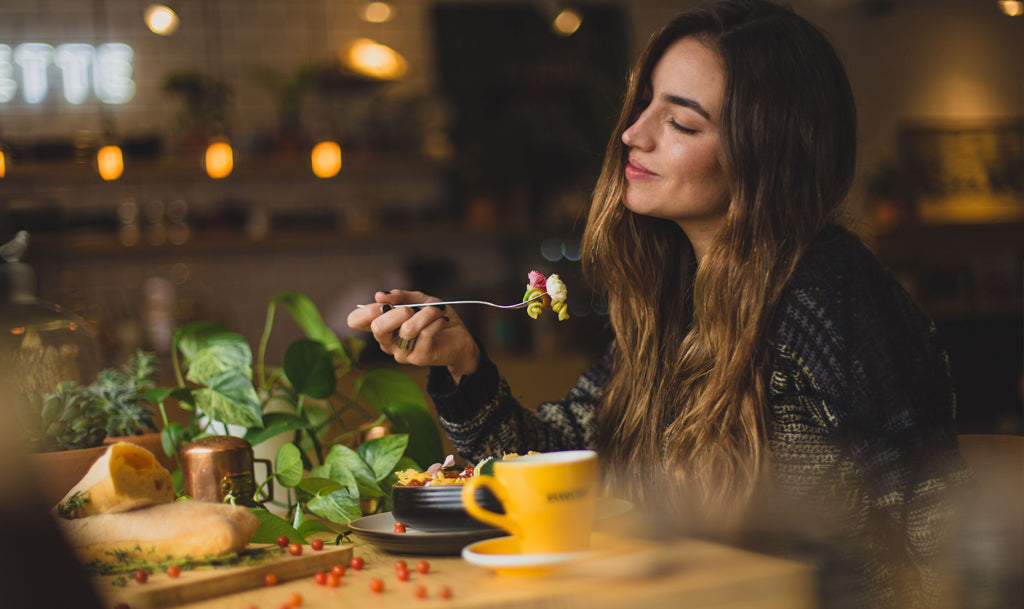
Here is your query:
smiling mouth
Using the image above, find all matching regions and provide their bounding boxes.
[625,157,656,179]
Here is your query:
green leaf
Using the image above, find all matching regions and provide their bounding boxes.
[161,423,189,459]
[243,412,307,447]
[323,444,383,497]
[307,488,362,525]
[171,467,183,496]
[173,322,230,366]
[297,518,336,539]
[382,402,444,470]
[478,456,497,477]
[356,434,409,481]
[292,504,306,531]
[298,476,343,497]
[274,443,304,488]
[248,507,304,544]
[186,334,253,387]
[194,369,262,428]
[270,291,347,362]
[356,368,428,411]
[302,404,330,428]
[144,387,194,408]
[309,462,359,499]
[283,339,337,399]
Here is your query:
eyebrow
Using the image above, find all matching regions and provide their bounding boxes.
[663,93,710,120]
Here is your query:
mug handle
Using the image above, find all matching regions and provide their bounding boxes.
[462,476,521,537]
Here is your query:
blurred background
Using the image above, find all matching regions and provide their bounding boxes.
[0,0,1021,434]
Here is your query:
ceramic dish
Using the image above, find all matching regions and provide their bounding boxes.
[348,512,504,555]
[391,483,503,532]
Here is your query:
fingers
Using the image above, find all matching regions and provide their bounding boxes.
[366,297,447,357]
[345,289,432,332]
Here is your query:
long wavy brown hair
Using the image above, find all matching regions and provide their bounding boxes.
[582,0,857,528]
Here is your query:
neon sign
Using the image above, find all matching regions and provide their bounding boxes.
[0,43,135,105]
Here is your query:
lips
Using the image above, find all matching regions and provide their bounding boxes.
[624,156,656,180]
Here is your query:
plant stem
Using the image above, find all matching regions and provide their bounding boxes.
[171,338,185,387]
[257,300,278,391]
[306,426,325,466]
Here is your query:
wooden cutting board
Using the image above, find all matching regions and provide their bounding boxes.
[95,543,353,609]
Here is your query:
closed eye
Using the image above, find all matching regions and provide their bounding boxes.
[669,118,698,135]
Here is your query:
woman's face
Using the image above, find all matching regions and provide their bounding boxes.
[622,37,731,258]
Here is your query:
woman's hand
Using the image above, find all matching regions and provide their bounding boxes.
[346,290,481,383]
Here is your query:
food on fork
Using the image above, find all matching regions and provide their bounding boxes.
[523,271,569,321]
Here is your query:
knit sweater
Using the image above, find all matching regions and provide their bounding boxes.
[427,225,970,609]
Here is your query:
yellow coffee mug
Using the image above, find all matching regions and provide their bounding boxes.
[461,450,599,554]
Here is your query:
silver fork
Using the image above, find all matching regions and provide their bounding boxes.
[358,292,547,310]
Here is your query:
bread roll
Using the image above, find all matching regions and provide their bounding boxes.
[57,442,175,518]
[59,500,259,562]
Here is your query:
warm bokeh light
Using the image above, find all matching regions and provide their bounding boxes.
[0,148,6,178]
[205,140,233,179]
[96,145,124,181]
[311,140,342,178]
[362,2,395,23]
[144,4,180,35]
[552,8,582,36]
[998,0,1023,16]
[343,38,409,80]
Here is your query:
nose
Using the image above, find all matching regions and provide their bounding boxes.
[622,108,652,150]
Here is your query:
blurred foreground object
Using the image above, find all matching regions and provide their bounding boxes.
[0,231,102,396]
[955,434,1024,608]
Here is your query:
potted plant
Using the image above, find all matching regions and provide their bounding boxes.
[152,290,444,543]
[20,350,166,505]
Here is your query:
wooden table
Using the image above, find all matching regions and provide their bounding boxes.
[150,535,814,609]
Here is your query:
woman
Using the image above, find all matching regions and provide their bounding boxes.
[348,1,969,606]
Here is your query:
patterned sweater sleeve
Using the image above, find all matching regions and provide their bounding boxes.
[426,347,610,463]
[771,227,971,607]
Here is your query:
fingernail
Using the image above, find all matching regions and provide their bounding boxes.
[381,304,393,313]
[431,304,447,312]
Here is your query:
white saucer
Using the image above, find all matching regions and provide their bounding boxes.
[461,532,643,576]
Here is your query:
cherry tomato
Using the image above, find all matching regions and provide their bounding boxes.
[287,592,303,607]
[331,564,346,577]
[369,577,385,593]
[395,568,410,582]
[394,559,407,571]
[394,522,407,533]
[288,542,302,556]
[276,535,290,548]
[439,585,453,599]
[264,572,279,587]
[310,539,325,551]
[416,560,430,574]
[414,584,428,599]
[313,571,327,586]
[166,564,182,578]
[349,556,365,570]
[134,569,149,584]
[327,573,341,588]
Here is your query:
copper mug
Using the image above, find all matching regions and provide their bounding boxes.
[181,435,273,506]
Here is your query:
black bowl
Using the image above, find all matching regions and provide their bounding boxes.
[391,484,504,532]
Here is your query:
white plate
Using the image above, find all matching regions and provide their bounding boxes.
[462,533,639,576]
